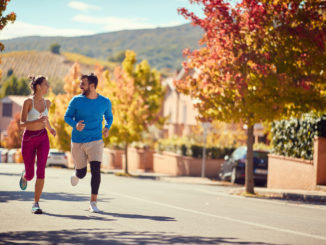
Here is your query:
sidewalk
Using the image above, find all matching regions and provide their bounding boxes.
[103,169,326,204]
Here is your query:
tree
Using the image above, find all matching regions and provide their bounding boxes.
[4,112,21,148]
[108,50,126,63]
[176,0,326,193]
[103,50,165,174]
[6,68,13,77]
[0,0,16,79]
[0,75,30,98]
[48,63,81,151]
[50,43,61,54]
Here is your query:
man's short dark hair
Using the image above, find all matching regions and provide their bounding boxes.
[87,73,98,89]
[80,74,88,80]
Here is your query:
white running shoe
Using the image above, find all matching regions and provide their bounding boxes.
[70,174,79,186]
[89,201,100,213]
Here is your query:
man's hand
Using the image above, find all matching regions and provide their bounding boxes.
[103,127,109,137]
[76,120,85,131]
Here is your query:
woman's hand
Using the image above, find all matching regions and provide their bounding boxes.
[38,116,48,127]
[49,127,56,136]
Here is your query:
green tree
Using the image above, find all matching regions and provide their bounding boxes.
[104,50,165,174]
[108,50,126,63]
[50,43,61,54]
[6,68,13,77]
[176,0,326,193]
[0,75,30,98]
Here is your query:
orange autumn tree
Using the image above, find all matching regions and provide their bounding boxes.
[48,63,81,151]
[176,0,326,193]
[4,112,21,148]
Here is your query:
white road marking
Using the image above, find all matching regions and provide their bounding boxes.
[192,188,326,210]
[109,191,326,242]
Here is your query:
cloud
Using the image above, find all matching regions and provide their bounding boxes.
[73,15,186,32]
[0,21,95,40]
[68,1,100,11]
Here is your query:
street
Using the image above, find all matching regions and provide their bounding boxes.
[1,163,326,245]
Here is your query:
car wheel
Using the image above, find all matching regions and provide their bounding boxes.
[231,168,238,184]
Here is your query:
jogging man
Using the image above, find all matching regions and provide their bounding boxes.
[64,73,113,212]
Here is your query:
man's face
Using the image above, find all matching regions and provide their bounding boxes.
[80,78,90,96]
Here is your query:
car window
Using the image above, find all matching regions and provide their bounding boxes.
[253,151,268,159]
[50,152,65,156]
[232,147,246,160]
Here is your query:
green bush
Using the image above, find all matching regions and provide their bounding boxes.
[271,113,326,160]
[156,137,235,159]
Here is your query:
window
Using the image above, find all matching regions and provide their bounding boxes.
[2,103,12,117]
[183,105,187,124]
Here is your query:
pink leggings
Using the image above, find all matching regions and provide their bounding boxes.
[21,129,50,180]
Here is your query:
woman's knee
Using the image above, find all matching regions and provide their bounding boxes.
[76,167,87,179]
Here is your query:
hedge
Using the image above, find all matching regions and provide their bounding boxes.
[271,114,326,160]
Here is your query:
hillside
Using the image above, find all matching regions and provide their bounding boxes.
[1,24,203,70]
[0,51,113,93]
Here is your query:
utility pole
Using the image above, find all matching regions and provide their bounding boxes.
[201,122,211,178]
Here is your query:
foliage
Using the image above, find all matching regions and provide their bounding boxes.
[177,0,326,125]
[0,0,16,79]
[156,136,235,159]
[50,43,61,54]
[103,50,166,173]
[48,63,82,151]
[104,50,165,146]
[271,113,326,160]
[0,75,30,98]
[6,68,13,77]
[3,112,21,148]
[108,50,126,63]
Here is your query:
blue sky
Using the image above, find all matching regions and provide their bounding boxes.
[1,0,236,40]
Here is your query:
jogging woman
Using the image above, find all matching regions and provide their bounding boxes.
[19,75,56,214]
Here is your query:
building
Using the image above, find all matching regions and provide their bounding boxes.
[161,69,267,144]
[161,69,199,138]
[0,95,27,141]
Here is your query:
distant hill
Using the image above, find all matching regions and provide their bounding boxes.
[1,24,203,70]
[0,51,114,94]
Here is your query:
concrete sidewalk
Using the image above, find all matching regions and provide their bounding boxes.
[103,169,326,204]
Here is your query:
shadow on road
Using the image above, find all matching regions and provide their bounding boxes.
[0,191,91,203]
[42,212,116,222]
[0,228,280,245]
[0,172,21,177]
[100,211,176,222]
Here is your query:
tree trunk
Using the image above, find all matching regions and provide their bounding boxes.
[124,143,129,174]
[245,125,254,194]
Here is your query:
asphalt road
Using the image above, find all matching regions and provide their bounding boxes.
[1,163,326,245]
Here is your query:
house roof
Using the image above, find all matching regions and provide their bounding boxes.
[1,95,28,106]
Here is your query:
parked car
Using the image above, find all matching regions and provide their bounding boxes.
[0,148,8,163]
[218,146,268,185]
[7,149,18,163]
[47,149,68,168]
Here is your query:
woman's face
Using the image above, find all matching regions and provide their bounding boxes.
[37,79,49,95]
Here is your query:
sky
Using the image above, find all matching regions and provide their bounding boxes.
[0,0,237,40]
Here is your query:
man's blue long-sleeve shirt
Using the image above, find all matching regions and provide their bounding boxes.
[64,94,113,143]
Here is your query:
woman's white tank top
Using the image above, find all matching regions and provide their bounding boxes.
[26,98,48,122]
